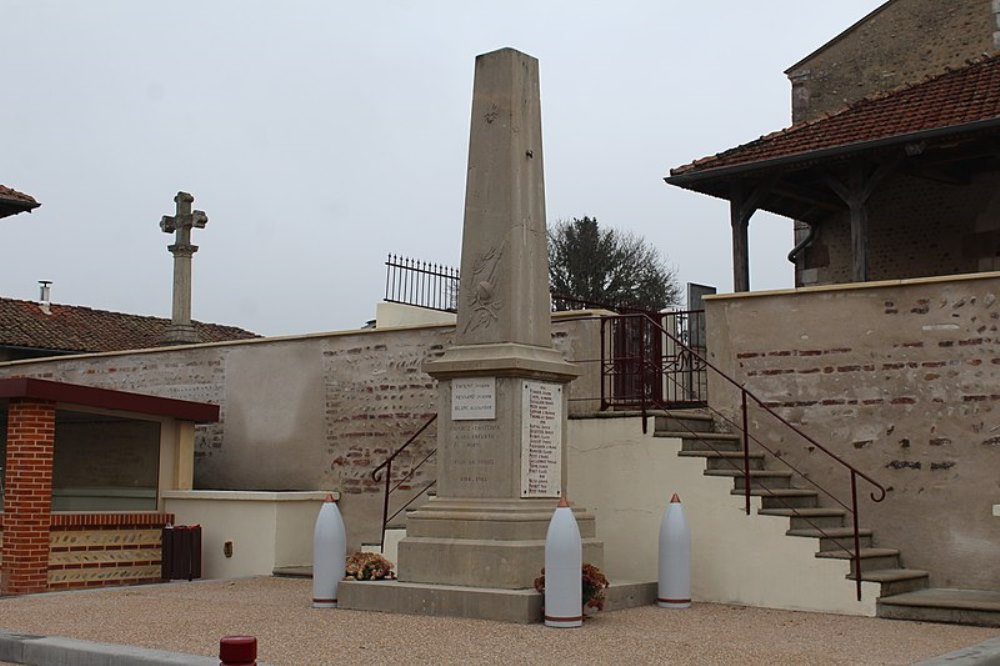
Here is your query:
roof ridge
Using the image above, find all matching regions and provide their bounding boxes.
[0,296,259,337]
[669,53,1000,177]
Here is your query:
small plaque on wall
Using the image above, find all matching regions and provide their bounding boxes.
[520,381,562,498]
[451,377,496,421]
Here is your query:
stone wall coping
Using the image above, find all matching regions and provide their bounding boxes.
[704,271,1000,304]
[0,309,609,368]
[162,490,339,502]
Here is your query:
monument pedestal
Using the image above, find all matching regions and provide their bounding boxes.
[341,48,612,623]
[399,498,602,589]
[339,578,656,624]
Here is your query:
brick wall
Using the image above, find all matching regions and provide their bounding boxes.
[47,513,171,590]
[706,274,1000,589]
[0,512,171,592]
[2,399,56,595]
[787,0,997,123]
[800,170,1000,287]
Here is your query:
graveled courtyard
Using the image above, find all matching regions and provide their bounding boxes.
[0,577,996,665]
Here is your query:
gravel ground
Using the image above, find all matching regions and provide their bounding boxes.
[0,577,997,665]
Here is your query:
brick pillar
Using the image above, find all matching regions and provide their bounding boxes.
[2,399,55,595]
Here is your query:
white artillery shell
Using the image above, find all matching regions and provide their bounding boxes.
[658,493,691,609]
[544,498,583,628]
[312,495,347,608]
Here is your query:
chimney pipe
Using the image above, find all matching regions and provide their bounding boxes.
[38,280,52,315]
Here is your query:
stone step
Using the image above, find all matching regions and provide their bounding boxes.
[858,568,930,597]
[877,588,1000,627]
[704,469,793,490]
[654,410,714,433]
[758,507,848,530]
[730,487,819,509]
[815,547,900,577]
[680,450,765,471]
[786,527,874,551]
[670,432,743,453]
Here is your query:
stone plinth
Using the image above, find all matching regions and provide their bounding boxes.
[340,580,655,624]
[399,499,601,589]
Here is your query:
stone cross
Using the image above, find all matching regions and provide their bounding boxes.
[160,191,207,344]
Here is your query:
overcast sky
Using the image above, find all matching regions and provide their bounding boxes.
[3,1,885,336]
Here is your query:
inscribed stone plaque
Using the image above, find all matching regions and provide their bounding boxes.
[520,381,562,498]
[451,377,496,421]
[447,420,503,496]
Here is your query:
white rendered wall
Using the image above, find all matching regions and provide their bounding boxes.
[375,302,456,328]
[568,416,878,616]
[162,490,335,579]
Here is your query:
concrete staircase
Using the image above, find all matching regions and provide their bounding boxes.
[653,410,1000,626]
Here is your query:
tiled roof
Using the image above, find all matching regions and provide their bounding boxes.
[671,55,1000,177]
[0,184,40,218]
[0,297,259,354]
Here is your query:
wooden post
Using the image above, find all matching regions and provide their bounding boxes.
[730,197,750,292]
[826,160,896,283]
[729,180,772,293]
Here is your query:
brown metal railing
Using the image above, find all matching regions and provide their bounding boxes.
[370,414,438,551]
[593,312,887,601]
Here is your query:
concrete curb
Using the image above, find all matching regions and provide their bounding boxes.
[0,629,276,666]
[915,636,1000,665]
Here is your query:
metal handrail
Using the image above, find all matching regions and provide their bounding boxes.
[371,414,438,551]
[597,312,887,601]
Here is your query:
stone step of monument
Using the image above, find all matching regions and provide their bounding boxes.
[877,588,1000,626]
[361,527,406,573]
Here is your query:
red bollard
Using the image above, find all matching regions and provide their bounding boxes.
[219,635,257,666]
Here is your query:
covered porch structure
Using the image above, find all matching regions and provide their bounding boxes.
[666,55,1000,292]
[0,377,218,595]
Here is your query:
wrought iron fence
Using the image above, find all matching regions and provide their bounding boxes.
[384,254,460,312]
[602,310,708,409]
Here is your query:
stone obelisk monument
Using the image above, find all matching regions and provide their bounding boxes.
[343,48,602,622]
[160,191,207,344]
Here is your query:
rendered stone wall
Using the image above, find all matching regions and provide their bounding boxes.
[787,0,997,123]
[705,274,1000,590]
[799,171,1000,287]
[0,317,602,549]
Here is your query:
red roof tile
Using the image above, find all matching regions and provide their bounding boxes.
[671,55,1000,177]
[0,185,38,206]
[0,297,259,354]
